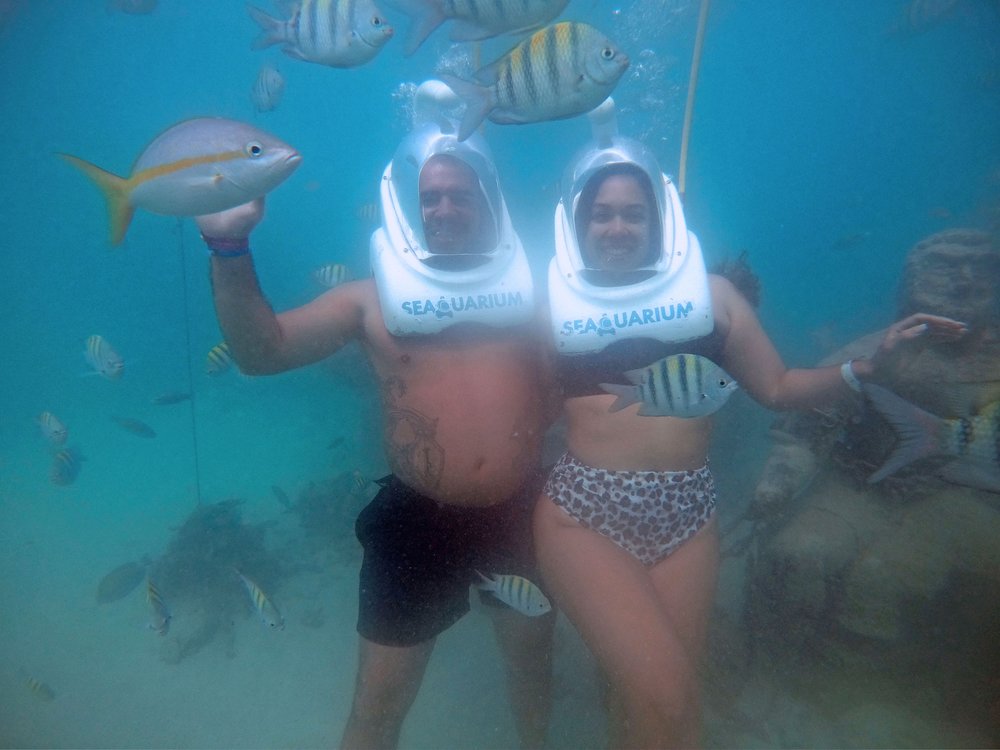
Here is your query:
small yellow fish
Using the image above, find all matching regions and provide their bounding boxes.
[442,21,629,141]
[50,448,83,486]
[355,202,379,223]
[146,578,171,636]
[110,415,157,438]
[475,571,551,616]
[85,334,124,380]
[352,470,368,492]
[205,341,234,376]
[21,671,55,702]
[151,390,191,405]
[313,263,351,288]
[251,63,285,113]
[37,411,68,446]
[235,568,284,630]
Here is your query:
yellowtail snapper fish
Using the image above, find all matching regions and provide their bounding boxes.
[313,263,351,288]
[251,63,285,113]
[475,571,551,616]
[50,447,83,486]
[442,21,629,142]
[248,0,394,69]
[206,341,234,376]
[146,578,171,636]
[96,559,148,604]
[864,384,1000,493]
[19,670,55,702]
[37,411,68,446]
[151,390,192,405]
[59,118,300,245]
[601,353,739,418]
[235,568,284,630]
[110,415,157,438]
[85,334,124,380]
[386,0,568,55]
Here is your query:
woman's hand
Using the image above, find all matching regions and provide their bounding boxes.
[857,313,968,378]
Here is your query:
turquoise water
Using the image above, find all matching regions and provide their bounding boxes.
[1,1,998,747]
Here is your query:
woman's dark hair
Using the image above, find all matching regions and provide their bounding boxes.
[710,250,761,308]
[575,163,662,267]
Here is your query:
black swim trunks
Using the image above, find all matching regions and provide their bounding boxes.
[355,473,545,647]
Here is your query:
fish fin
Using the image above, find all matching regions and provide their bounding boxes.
[473,569,494,589]
[937,459,1000,494]
[439,74,494,142]
[246,3,284,49]
[863,384,947,483]
[391,0,445,55]
[621,366,647,386]
[599,383,639,413]
[57,153,133,245]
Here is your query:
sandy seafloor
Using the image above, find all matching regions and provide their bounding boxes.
[2,0,999,747]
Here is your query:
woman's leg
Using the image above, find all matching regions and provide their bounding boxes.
[534,494,719,749]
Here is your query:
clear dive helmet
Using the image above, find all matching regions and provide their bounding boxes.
[380,80,519,276]
[371,80,534,336]
[556,97,690,285]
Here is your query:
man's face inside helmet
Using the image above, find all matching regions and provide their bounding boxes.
[578,168,656,273]
[418,154,495,256]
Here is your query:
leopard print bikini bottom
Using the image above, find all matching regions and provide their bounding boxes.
[543,452,716,567]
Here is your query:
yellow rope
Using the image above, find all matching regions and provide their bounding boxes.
[679,0,711,201]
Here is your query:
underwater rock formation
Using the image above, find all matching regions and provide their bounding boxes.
[147,498,284,664]
[742,228,1000,742]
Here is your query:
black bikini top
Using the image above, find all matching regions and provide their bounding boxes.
[557,329,726,398]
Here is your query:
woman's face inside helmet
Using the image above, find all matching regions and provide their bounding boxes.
[418,154,495,255]
[578,167,656,272]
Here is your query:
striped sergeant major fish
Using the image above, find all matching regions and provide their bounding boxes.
[146,578,172,636]
[441,21,629,142]
[235,569,285,630]
[600,353,739,418]
[205,341,234,376]
[59,118,300,245]
[251,63,286,113]
[863,384,1000,493]
[475,571,551,616]
[313,263,352,288]
[19,669,56,702]
[50,447,84,486]
[37,411,68,447]
[248,0,394,68]
[389,0,569,55]
[85,334,124,380]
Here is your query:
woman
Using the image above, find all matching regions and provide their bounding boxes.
[534,104,967,748]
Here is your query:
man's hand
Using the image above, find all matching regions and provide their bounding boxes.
[196,197,265,240]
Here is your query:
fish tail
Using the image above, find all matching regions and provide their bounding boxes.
[58,153,134,245]
[599,383,640,413]
[395,0,445,56]
[247,4,284,49]
[864,384,947,483]
[440,74,494,142]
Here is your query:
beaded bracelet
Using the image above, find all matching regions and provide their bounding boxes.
[840,359,863,393]
[202,235,250,258]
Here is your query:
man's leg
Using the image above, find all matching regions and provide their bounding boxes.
[488,605,556,750]
[340,635,436,750]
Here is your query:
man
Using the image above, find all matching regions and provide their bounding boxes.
[197,84,555,749]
